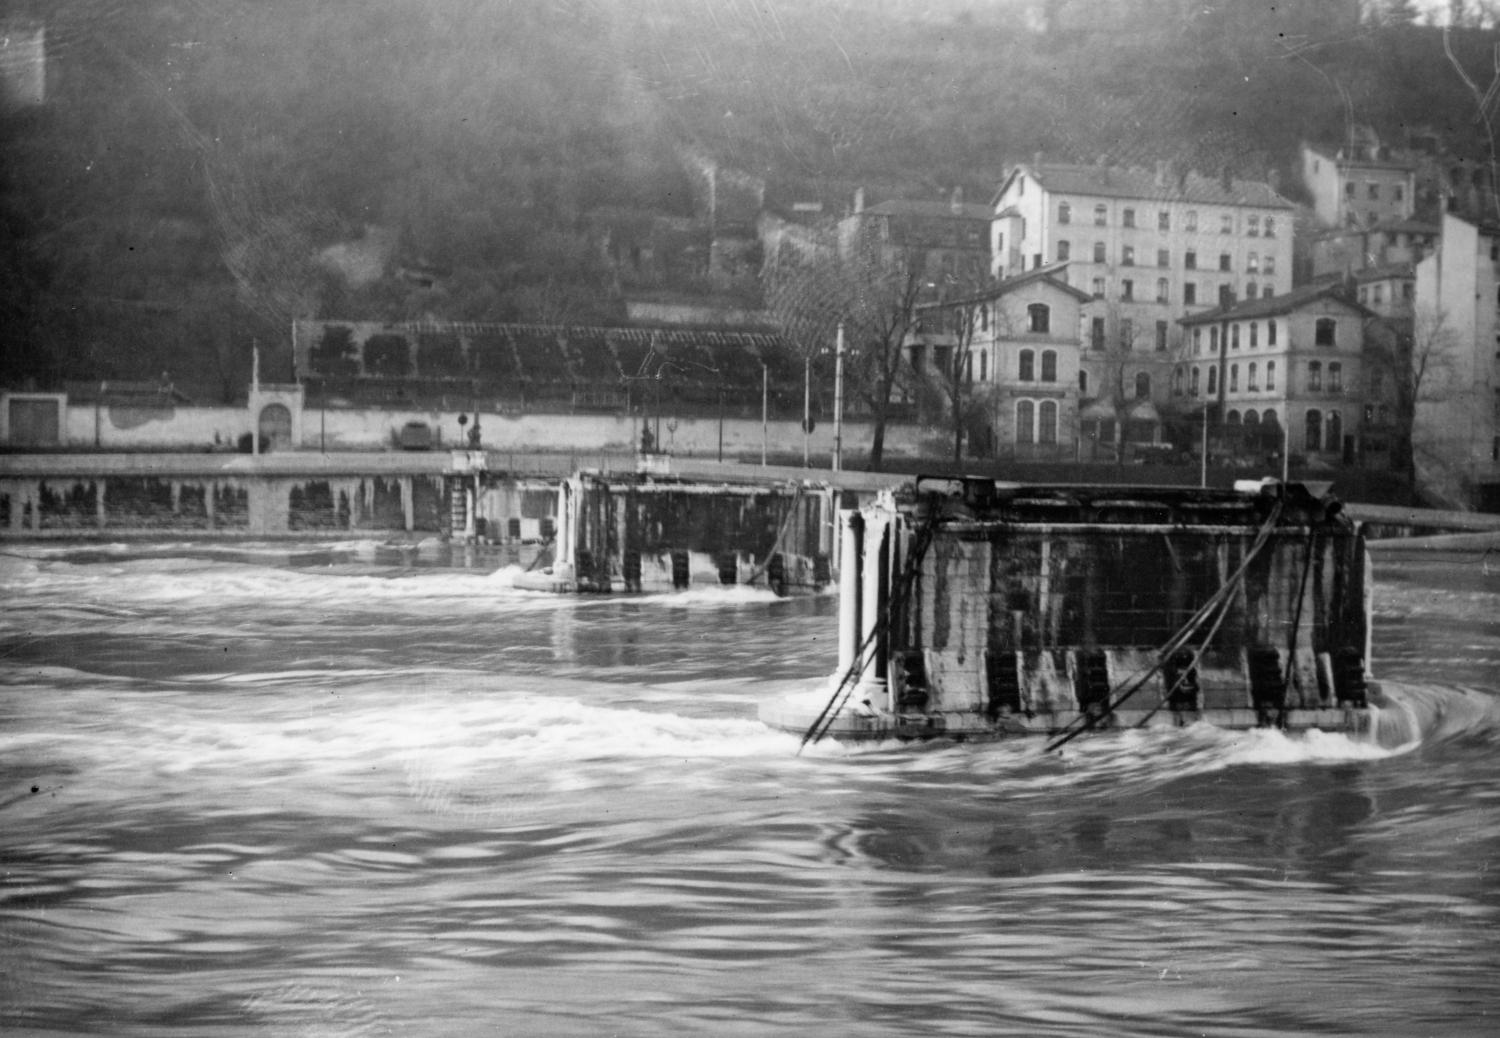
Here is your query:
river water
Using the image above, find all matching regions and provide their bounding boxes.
[2,540,1497,1037]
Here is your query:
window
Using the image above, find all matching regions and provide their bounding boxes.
[1395,185,1405,202]
[1121,279,1134,301]
[1094,204,1107,226]
[1227,410,1241,425]
[1157,248,1170,267]
[1329,361,1342,392]
[1094,241,1106,263]
[1306,409,1323,451]
[1174,366,1185,394]
[1264,408,1278,427]
[1041,349,1057,382]
[996,231,1005,255]
[1028,303,1051,333]
[1231,324,1240,349]
[1265,217,1275,238]
[1184,282,1197,305]
[1091,316,1106,349]
[1327,410,1342,452]
[1155,320,1168,351]
[1135,372,1151,399]
[1307,360,1322,391]
[1368,182,1379,199]
[1265,361,1275,390]
[1092,277,1105,298]
[1186,210,1198,231]
[1345,182,1356,197]
[1372,284,1384,305]
[1244,410,1259,430]
[1122,245,1135,266]
[1185,249,1197,270]
[1018,175,1026,195]
[1247,252,1259,274]
[1058,201,1071,224]
[1156,278,1169,303]
[1193,328,1202,354]
[1248,214,1260,236]
[979,352,988,381]
[1221,213,1233,234]
[1016,400,1035,444]
[1123,208,1136,228]
[1057,240,1071,262]
[1207,366,1218,394]
[1263,255,1275,276]
[1249,322,1259,347]
[1039,400,1058,444]
[1229,363,1238,392]
[1120,317,1134,347]
[1246,282,1257,300]
[1019,349,1035,381]
[1315,318,1336,347]
[1079,370,1089,394]
[1210,327,1219,351]
[1263,286,1274,299]
[1248,362,1258,390]
[1191,366,1201,394]
[1219,253,1232,272]
[1219,285,1235,308]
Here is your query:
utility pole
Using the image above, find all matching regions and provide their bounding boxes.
[833,321,845,472]
[761,363,768,467]
[802,354,811,468]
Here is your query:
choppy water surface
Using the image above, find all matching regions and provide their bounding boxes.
[2,540,1498,1037]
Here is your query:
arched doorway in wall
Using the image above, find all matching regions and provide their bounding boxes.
[258,403,293,452]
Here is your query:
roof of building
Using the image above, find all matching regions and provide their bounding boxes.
[1310,217,1439,241]
[995,162,1295,210]
[917,262,1092,310]
[1302,141,1418,173]
[1352,262,1415,284]
[856,198,995,222]
[1176,282,1373,326]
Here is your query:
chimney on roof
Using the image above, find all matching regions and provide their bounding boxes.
[1178,165,1190,193]
[1268,168,1281,192]
[854,186,865,214]
[950,185,964,213]
[1033,150,1044,169]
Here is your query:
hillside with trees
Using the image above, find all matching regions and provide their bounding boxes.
[2,0,1498,399]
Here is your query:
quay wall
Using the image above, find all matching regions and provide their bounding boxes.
[2,390,936,459]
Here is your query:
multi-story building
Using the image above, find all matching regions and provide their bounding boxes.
[1307,217,1437,280]
[906,264,1090,459]
[1412,212,1500,509]
[1300,140,1418,230]
[989,160,1295,452]
[839,188,993,292]
[1353,263,1416,322]
[1176,283,1375,465]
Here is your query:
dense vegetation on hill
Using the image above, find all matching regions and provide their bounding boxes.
[1,0,1496,399]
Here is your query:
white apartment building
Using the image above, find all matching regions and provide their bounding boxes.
[1413,212,1500,509]
[990,162,1295,353]
[908,264,1090,459]
[1177,284,1374,465]
[1300,141,1417,230]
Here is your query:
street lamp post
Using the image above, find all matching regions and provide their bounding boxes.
[833,321,845,472]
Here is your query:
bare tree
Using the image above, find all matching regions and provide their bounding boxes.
[762,220,929,470]
[1366,306,1463,489]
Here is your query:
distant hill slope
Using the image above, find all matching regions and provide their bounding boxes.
[2,0,1496,398]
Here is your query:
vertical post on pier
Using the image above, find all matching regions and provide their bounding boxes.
[838,509,863,678]
[859,512,889,704]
